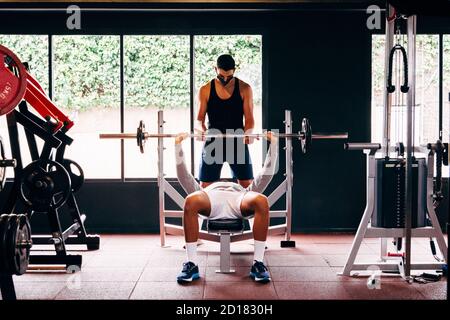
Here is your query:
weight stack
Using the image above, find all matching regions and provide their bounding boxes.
[372,158,427,228]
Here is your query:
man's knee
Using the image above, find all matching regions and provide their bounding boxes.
[184,193,203,213]
[252,194,269,212]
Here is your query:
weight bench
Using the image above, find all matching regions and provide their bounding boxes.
[207,218,245,273]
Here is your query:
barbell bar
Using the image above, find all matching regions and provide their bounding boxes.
[99,117,348,154]
[99,132,348,139]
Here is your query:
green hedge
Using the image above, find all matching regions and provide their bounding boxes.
[0,35,262,111]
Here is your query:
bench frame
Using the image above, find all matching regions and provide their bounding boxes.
[157,110,295,251]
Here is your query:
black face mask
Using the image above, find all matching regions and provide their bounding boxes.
[217,74,233,86]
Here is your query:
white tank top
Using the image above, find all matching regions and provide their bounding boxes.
[203,181,245,193]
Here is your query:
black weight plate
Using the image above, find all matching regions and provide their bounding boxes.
[61,159,84,193]
[21,164,53,209]
[20,159,71,212]
[137,120,146,154]
[301,118,312,154]
[11,214,31,275]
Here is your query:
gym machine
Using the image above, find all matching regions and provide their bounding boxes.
[0,44,100,273]
[339,5,448,283]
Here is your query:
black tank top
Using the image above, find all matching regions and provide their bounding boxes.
[206,78,244,133]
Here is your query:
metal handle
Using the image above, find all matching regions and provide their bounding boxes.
[344,143,381,151]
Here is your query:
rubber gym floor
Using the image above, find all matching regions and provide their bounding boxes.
[14,234,446,300]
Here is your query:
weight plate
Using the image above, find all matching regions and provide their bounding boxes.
[9,214,31,275]
[137,120,146,154]
[61,159,84,193]
[20,159,71,212]
[301,118,312,154]
[0,44,27,116]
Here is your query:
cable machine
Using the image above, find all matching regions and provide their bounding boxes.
[340,4,448,284]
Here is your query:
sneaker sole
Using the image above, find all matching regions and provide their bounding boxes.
[249,272,271,283]
[177,273,200,283]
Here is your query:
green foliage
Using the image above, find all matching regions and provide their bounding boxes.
[0,35,49,93]
[195,35,262,105]
[53,36,121,111]
[124,36,190,109]
[444,36,450,86]
[0,34,262,111]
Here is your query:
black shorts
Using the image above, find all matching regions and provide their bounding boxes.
[198,138,254,182]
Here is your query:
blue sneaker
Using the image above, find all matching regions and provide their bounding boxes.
[250,260,271,283]
[177,261,200,283]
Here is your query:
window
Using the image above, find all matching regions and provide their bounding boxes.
[53,35,121,179]
[193,35,263,178]
[444,35,450,145]
[0,34,263,180]
[0,35,48,177]
[372,35,440,148]
[0,35,49,93]
[124,35,190,178]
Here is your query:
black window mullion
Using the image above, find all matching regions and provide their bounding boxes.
[261,32,268,161]
[48,34,53,100]
[120,35,125,181]
[439,33,443,141]
[190,34,195,176]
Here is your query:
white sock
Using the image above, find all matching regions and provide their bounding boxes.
[253,240,266,263]
[185,242,198,265]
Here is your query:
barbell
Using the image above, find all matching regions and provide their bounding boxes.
[100,117,348,154]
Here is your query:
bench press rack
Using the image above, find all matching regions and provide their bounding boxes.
[157,109,296,250]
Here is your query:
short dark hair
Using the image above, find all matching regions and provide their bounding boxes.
[216,54,236,71]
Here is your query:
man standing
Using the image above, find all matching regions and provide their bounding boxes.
[196,54,255,188]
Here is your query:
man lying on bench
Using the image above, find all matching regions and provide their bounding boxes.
[174,132,278,283]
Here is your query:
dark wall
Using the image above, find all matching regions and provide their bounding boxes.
[0,3,448,233]
[264,11,371,231]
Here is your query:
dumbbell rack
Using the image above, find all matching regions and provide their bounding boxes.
[158,109,296,248]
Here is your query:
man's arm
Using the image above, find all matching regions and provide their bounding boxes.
[195,85,208,138]
[175,134,201,194]
[247,133,279,193]
[242,84,255,144]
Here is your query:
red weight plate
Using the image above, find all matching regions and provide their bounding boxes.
[0,45,27,116]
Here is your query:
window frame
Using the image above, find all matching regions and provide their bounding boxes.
[1,32,266,182]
